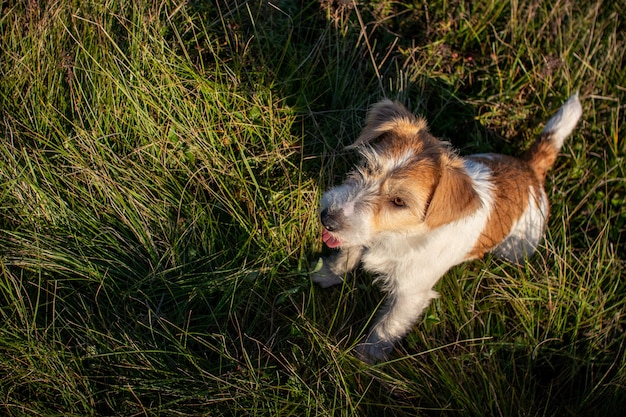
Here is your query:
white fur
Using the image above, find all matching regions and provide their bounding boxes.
[353,159,494,361]
[542,93,582,149]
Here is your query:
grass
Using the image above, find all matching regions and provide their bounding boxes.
[0,0,624,415]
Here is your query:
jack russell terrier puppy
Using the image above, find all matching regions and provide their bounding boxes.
[313,94,582,363]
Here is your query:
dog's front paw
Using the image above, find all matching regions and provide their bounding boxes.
[354,334,394,364]
[311,258,343,288]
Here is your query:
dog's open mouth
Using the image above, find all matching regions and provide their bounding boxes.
[322,229,342,248]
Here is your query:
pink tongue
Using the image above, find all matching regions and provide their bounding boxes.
[322,229,342,248]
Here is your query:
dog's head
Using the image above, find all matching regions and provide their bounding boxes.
[320,100,481,248]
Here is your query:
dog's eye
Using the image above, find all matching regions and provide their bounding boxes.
[391,197,406,207]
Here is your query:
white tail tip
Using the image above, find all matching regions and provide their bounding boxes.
[542,92,583,149]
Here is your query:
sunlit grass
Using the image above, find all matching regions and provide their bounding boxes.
[1,0,624,416]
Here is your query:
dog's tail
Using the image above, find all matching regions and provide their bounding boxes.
[524,93,582,180]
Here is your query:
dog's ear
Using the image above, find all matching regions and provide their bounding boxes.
[425,158,481,229]
[346,99,428,149]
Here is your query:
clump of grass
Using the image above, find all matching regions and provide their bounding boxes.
[1,0,624,416]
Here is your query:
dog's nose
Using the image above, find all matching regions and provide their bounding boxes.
[320,208,341,232]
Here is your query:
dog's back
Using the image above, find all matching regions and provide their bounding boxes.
[466,93,582,262]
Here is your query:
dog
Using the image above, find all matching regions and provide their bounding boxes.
[313,94,582,363]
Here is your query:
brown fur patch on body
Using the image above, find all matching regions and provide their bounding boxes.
[466,154,543,259]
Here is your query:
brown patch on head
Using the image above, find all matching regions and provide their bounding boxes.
[348,99,430,150]
[466,154,543,259]
[424,154,482,229]
[350,99,483,236]
[370,157,440,234]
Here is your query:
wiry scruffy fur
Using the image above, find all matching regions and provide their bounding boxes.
[313,94,582,363]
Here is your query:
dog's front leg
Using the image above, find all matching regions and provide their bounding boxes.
[356,288,439,363]
[312,246,363,288]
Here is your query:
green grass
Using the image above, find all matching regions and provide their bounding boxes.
[1,0,624,415]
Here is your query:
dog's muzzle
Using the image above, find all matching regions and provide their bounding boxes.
[320,208,343,232]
